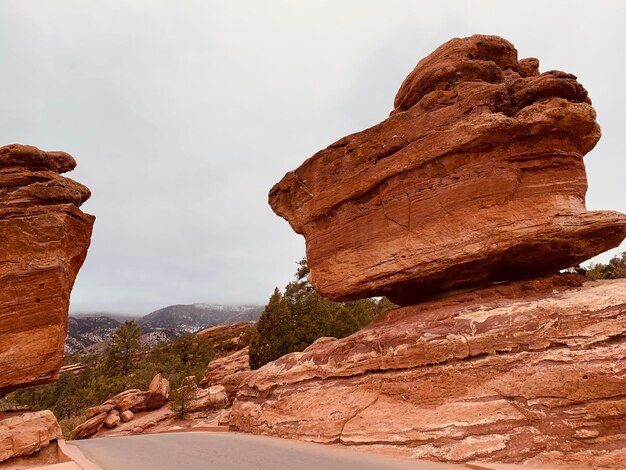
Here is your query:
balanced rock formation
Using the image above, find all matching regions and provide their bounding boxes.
[269,35,626,305]
[243,35,626,469]
[231,275,626,468]
[0,144,95,396]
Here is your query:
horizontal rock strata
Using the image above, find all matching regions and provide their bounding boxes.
[230,275,626,468]
[268,35,626,305]
[0,144,95,397]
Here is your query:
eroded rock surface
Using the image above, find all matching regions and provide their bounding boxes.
[231,275,626,468]
[73,374,170,439]
[0,144,95,396]
[201,348,250,389]
[0,410,62,463]
[269,35,626,305]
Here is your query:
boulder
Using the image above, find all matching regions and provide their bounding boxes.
[230,275,626,468]
[0,410,62,463]
[104,411,121,428]
[200,347,250,389]
[72,412,107,440]
[105,389,151,413]
[145,373,170,411]
[120,410,134,422]
[84,403,114,420]
[187,385,229,413]
[0,144,94,396]
[268,35,626,305]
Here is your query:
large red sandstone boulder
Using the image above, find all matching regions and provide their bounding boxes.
[230,275,626,468]
[0,144,95,396]
[0,410,62,463]
[269,35,626,305]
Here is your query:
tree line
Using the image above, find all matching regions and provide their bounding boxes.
[249,259,395,369]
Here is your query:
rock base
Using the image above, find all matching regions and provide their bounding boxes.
[231,275,626,469]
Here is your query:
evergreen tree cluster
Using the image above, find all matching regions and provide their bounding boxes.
[586,252,626,280]
[249,259,395,369]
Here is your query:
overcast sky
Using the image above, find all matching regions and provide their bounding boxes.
[0,1,623,315]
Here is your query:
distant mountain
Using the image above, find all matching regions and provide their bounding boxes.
[65,303,262,354]
[66,315,122,355]
[139,304,263,334]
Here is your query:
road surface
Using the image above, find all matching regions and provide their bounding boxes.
[70,431,455,470]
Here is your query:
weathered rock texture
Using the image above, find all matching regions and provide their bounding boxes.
[231,275,626,468]
[201,348,250,390]
[0,144,95,396]
[73,374,170,439]
[0,410,62,463]
[269,35,626,305]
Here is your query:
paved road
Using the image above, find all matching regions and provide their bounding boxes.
[70,432,455,470]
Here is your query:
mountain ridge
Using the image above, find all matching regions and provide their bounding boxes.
[66,303,263,354]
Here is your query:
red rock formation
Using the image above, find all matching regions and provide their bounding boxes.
[72,374,170,439]
[0,144,95,396]
[230,275,626,468]
[0,410,62,462]
[196,322,253,354]
[268,35,626,305]
[200,348,250,387]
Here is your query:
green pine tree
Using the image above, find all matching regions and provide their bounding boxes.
[104,320,143,376]
[249,288,294,369]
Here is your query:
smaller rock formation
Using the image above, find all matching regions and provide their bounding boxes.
[72,374,170,439]
[196,322,253,355]
[268,35,626,305]
[0,410,62,463]
[185,384,229,413]
[201,347,251,386]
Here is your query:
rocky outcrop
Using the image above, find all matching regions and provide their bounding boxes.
[231,275,626,468]
[196,322,253,355]
[0,410,62,463]
[186,384,229,413]
[72,374,170,439]
[201,348,250,391]
[268,35,626,305]
[0,144,95,397]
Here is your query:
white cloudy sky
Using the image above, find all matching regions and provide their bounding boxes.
[0,1,623,314]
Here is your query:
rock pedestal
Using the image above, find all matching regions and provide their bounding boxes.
[269,35,626,305]
[231,275,626,468]
[0,144,95,397]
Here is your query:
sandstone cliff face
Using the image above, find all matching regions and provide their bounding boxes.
[0,143,95,397]
[231,275,626,468]
[269,35,626,305]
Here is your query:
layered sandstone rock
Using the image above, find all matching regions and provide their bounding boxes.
[200,348,250,389]
[269,35,626,305]
[0,144,95,396]
[230,275,626,468]
[73,374,170,439]
[0,410,62,463]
